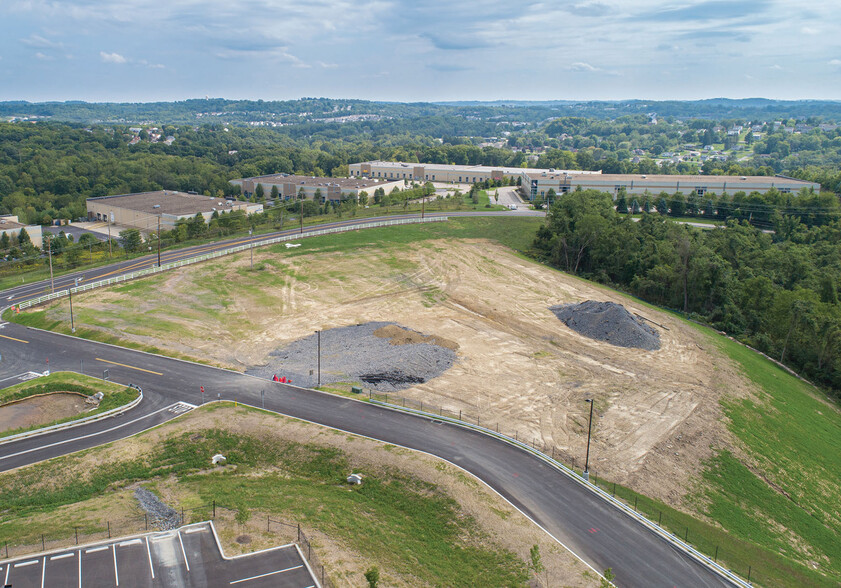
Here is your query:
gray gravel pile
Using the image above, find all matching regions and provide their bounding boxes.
[134,487,180,530]
[248,322,458,391]
[549,300,661,351]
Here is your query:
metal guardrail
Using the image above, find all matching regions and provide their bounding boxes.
[0,384,143,446]
[17,216,447,310]
[368,398,753,588]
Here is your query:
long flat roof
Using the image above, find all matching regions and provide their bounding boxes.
[235,174,399,189]
[87,191,240,215]
[526,171,817,187]
[354,160,601,175]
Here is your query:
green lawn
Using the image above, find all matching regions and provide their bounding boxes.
[0,372,138,439]
[0,403,530,587]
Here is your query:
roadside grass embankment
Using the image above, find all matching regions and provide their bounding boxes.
[0,403,535,587]
[0,371,138,439]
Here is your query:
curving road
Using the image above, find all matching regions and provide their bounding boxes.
[0,212,737,587]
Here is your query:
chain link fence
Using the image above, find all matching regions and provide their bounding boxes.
[0,502,333,588]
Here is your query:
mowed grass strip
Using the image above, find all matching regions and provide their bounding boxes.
[0,404,529,588]
[0,371,139,439]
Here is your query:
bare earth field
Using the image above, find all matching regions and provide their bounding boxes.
[0,393,88,433]
[44,238,753,508]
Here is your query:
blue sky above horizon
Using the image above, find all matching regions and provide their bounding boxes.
[1,0,839,103]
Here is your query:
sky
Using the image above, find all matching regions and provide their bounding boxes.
[0,0,840,103]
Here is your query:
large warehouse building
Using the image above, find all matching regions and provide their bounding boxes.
[86,191,263,232]
[348,161,598,183]
[0,215,43,248]
[230,174,403,202]
[348,160,819,199]
[523,170,820,200]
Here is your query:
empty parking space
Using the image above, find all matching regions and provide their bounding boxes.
[0,522,318,588]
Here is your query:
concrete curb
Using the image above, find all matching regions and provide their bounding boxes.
[0,383,142,446]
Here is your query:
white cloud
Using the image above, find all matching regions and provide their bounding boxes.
[34,52,52,60]
[569,62,599,72]
[21,34,63,49]
[100,51,127,64]
[770,64,783,70]
[829,59,841,66]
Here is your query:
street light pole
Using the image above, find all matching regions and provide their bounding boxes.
[157,215,162,267]
[249,228,253,269]
[316,330,321,388]
[46,236,55,293]
[69,277,80,333]
[583,398,594,482]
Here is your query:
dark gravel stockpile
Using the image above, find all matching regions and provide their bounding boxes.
[549,300,661,351]
[248,322,458,392]
[134,487,180,530]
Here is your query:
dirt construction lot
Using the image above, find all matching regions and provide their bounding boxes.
[45,237,752,507]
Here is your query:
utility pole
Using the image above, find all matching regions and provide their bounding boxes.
[46,236,55,293]
[300,198,304,234]
[316,330,321,388]
[583,399,594,482]
[421,194,425,220]
[69,277,80,333]
[249,228,253,269]
[157,216,162,267]
[107,214,112,259]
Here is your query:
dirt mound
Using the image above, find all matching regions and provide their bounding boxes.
[374,324,460,351]
[549,300,661,351]
[249,322,458,391]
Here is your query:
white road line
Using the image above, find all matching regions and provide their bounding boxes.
[0,372,33,383]
[4,560,8,585]
[41,557,45,588]
[145,537,155,580]
[229,565,304,584]
[113,544,119,586]
[50,553,75,560]
[177,530,190,572]
[0,404,178,462]
[119,539,142,547]
[78,549,82,588]
[15,559,39,567]
[86,546,108,553]
[150,534,174,542]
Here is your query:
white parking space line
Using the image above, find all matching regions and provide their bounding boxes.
[78,549,82,588]
[15,559,40,567]
[145,537,155,579]
[177,530,190,572]
[4,561,8,585]
[113,544,119,586]
[86,546,108,553]
[119,539,142,547]
[229,564,304,584]
[50,553,75,560]
[40,557,45,588]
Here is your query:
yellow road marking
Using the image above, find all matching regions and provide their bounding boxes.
[95,357,163,375]
[0,333,28,343]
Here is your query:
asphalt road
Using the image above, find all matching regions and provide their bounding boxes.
[0,211,738,587]
[3,211,542,307]
[0,522,316,588]
[0,321,734,588]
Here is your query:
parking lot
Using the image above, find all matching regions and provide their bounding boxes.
[0,522,318,587]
